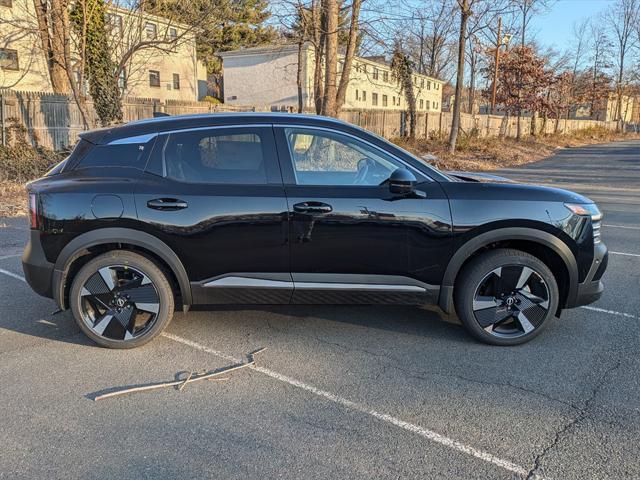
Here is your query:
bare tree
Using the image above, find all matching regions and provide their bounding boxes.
[321,0,339,116]
[448,0,472,152]
[449,0,507,151]
[336,0,363,110]
[604,0,639,126]
[32,0,72,93]
[402,0,457,81]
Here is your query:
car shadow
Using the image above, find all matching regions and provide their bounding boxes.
[0,297,473,351]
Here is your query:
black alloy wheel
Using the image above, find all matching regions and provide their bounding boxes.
[472,265,550,338]
[454,249,559,346]
[70,251,174,348]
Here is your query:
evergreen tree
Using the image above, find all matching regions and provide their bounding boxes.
[70,0,123,126]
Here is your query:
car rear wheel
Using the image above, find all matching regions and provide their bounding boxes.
[454,249,559,346]
[70,251,174,349]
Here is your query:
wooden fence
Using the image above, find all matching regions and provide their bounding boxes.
[0,89,622,150]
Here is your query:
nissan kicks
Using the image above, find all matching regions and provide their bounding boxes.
[22,113,607,348]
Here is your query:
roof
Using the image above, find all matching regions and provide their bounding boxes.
[81,112,360,145]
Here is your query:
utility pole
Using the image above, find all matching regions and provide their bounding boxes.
[490,17,502,115]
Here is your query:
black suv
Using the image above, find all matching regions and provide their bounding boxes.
[22,114,607,348]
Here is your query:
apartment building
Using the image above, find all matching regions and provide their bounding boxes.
[219,44,443,111]
[0,0,206,101]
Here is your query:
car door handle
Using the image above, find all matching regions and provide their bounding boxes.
[147,198,188,211]
[293,201,333,214]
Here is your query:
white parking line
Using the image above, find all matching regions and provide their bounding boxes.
[610,251,640,258]
[0,254,21,261]
[606,224,640,230]
[3,267,638,478]
[161,332,533,478]
[0,265,535,476]
[580,306,637,320]
[0,268,26,282]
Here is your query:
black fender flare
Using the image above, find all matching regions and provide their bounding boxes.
[52,228,192,309]
[438,227,578,314]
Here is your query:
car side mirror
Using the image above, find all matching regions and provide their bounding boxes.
[389,168,417,195]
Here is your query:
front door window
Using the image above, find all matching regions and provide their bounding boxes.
[284,128,407,187]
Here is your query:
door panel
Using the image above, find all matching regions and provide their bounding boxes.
[135,125,291,304]
[275,126,453,305]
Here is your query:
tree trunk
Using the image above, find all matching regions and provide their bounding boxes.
[530,111,537,137]
[448,0,469,153]
[516,107,522,140]
[297,40,304,113]
[321,0,339,117]
[335,0,362,111]
[33,0,71,93]
[311,0,325,115]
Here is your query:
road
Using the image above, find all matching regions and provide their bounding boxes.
[0,140,638,479]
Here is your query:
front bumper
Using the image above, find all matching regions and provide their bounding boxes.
[567,242,608,308]
[21,229,55,299]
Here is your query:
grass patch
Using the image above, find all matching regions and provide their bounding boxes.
[393,126,640,172]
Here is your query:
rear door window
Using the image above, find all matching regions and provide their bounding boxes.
[163,127,276,185]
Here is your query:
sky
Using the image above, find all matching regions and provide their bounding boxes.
[530,0,616,48]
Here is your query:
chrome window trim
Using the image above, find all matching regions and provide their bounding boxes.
[161,123,272,136]
[108,133,158,145]
[277,124,431,183]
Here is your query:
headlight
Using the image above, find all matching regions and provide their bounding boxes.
[565,203,602,243]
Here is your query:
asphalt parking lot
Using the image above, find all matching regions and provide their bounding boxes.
[0,140,638,480]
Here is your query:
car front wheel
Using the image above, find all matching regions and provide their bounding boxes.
[454,249,559,346]
[70,250,174,349]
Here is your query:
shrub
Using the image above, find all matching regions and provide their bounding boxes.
[201,95,222,105]
[0,143,65,183]
[0,119,66,183]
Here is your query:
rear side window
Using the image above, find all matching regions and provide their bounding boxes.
[76,140,152,170]
[164,128,268,184]
[63,138,94,170]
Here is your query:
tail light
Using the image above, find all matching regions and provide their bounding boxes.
[28,193,39,229]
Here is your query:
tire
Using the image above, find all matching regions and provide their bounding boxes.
[70,250,174,349]
[454,248,559,346]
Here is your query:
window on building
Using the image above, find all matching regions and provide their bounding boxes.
[105,13,122,36]
[426,100,431,110]
[0,0,12,7]
[118,68,126,91]
[169,27,178,40]
[362,90,367,102]
[435,83,439,90]
[392,96,396,106]
[382,71,389,82]
[355,89,360,101]
[145,22,157,39]
[382,95,388,107]
[149,70,160,87]
[420,78,424,88]
[172,73,180,90]
[0,48,18,70]
[427,80,431,90]
[373,68,379,80]
[164,129,268,185]
[420,99,424,109]
[372,92,378,106]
